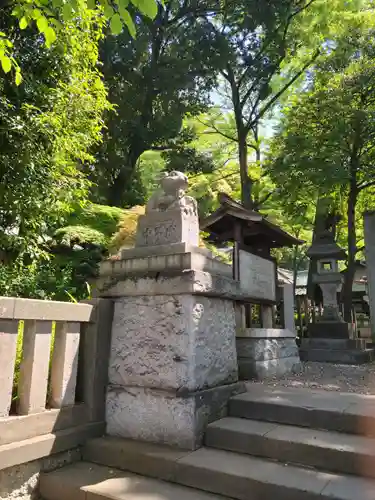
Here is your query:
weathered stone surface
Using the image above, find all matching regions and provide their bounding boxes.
[136,210,199,248]
[109,295,237,392]
[106,383,244,449]
[99,251,232,280]
[105,386,195,449]
[237,328,295,339]
[238,356,301,380]
[120,242,210,260]
[97,269,262,302]
[239,250,276,301]
[236,338,299,362]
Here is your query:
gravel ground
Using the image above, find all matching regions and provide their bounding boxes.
[249,362,375,394]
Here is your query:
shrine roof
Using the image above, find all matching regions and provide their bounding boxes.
[200,194,303,248]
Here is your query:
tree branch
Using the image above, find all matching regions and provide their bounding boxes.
[252,50,320,126]
[150,145,174,151]
[254,190,276,208]
[196,117,238,143]
[357,179,375,191]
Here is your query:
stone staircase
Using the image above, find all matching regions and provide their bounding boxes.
[40,385,375,500]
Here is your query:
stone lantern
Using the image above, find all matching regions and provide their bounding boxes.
[306,229,346,327]
[300,229,375,363]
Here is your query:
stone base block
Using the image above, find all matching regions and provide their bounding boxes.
[300,338,375,364]
[301,338,367,350]
[238,356,301,380]
[236,333,301,380]
[299,348,375,364]
[108,295,238,393]
[307,322,353,339]
[106,383,245,450]
[100,248,232,282]
[236,337,299,361]
[136,210,199,248]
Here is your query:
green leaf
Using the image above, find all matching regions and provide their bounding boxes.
[15,71,23,86]
[110,13,123,34]
[104,4,115,18]
[116,0,129,8]
[45,27,57,47]
[19,17,28,30]
[1,56,11,74]
[62,4,73,20]
[37,16,49,33]
[121,9,136,37]
[31,9,42,20]
[136,0,157,19]
[87,0,96,9]
[50,18,63,31]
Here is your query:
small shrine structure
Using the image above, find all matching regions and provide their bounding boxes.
[201,194,302,379]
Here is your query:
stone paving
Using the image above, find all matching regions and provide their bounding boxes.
[248,361,375,394]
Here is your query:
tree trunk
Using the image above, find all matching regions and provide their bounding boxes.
[342,180,358,322]
[238,132,252,208]
[106,148,143,207]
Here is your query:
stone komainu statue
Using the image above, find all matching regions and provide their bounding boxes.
[146,171,197,216]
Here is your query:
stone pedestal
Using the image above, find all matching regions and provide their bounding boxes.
[236,328,301,380]
[97,171,251,448]
[97,251,245,449]
[136,210,199,248]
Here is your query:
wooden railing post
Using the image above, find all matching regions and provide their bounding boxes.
[0,319,18,417]
[50,321,80,408]
[18,320,53,415]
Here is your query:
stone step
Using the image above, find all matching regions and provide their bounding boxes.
[81,436,375,500]
[39,461,229,500]
[230,385,375,436]
[299,348,375,364]
[205,416,375,478]
[301,338,368,350]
